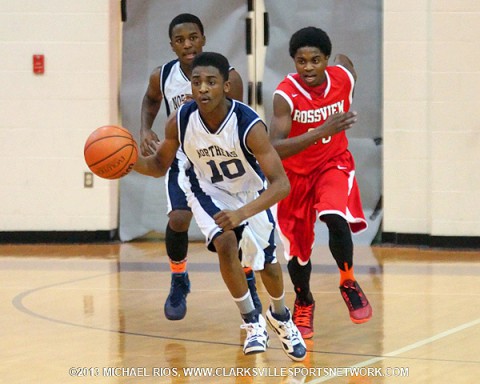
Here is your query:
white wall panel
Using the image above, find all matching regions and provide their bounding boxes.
[0,0,121,233]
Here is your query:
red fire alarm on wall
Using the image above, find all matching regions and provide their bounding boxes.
[33,54,45,74]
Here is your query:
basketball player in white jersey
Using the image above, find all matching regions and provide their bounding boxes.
[134,52,307,361]
[139,14,260,321]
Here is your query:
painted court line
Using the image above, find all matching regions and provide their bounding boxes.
[308,316,480,383]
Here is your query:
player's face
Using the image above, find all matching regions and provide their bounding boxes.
[191,66,230,113]
[170,23,206,66]
[293,46,329,87]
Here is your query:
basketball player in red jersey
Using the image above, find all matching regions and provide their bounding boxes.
[269,26,372,339]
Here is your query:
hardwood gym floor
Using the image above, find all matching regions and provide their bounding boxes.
[1,240,479,383]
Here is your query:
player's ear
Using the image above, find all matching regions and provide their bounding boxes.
[224,80,231,94]
[201,35,206,47]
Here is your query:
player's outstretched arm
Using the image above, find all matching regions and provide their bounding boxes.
[134,113,179,178]
[269,94,357,160]
[140,67,163,156]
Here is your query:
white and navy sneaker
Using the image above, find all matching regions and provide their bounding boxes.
[266,307,307,361]
[240,313,269,355]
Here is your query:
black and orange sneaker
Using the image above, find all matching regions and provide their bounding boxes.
[292,299,315,339]
[339,279,372,324]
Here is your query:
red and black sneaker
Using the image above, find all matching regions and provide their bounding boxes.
[339,279,372,324]
[292,299,315,339]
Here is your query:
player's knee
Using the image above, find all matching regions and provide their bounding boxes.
[323,214,349,234]
[214,232,239,262]
[262,262,282,281]
[168,210,192,232]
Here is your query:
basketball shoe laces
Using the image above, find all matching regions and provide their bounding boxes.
[169,276,188,306]
[341,280,366,310]
[277,316,301,343]
[240,322,264,342]
[293,302,314,328]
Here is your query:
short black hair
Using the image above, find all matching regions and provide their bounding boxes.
[289,27,332,58]
[192,52,229,81]
[168,13,204,39]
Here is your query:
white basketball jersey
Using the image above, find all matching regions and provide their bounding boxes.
[177,100,267,196]
[160,59,192,117]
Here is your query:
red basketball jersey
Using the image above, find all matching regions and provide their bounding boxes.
[274,65,355,175]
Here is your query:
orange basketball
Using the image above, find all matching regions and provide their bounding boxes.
[84,125,138,179]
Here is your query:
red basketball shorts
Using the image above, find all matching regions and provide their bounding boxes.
[276,152,367,264]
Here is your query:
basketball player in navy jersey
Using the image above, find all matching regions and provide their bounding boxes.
[134,52,313,360]
[139,14,260,321]
[269,27,372,339]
